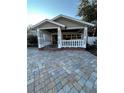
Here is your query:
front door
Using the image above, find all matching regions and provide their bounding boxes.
[52,35,57,45]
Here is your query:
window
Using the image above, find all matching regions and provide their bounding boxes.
[77,34,81,39]
[72,34,76,39]
[62,33,82,40]
[63,35,66,40]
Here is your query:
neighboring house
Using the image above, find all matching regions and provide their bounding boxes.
[31,14,95,49]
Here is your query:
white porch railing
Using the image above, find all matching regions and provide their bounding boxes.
[61,39,84,48]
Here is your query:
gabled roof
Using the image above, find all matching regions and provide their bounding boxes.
[51,14,95,27]
[32,19,65,29]
[32,14,95,29]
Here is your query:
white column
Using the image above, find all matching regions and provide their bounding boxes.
[37,29,41,48]
[83,27,88,48]
[57,27,62,48]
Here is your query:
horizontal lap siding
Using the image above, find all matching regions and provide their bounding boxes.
[54,17,84,27]
[37,22,59,28]
[39,31,52,47]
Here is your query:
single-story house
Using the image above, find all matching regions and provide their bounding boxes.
[31,14,95,49]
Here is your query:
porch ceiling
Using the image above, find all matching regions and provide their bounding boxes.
[45,29,58,33]
[42,28,84,33]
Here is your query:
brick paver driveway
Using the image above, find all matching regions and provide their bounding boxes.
[27,48,97,93]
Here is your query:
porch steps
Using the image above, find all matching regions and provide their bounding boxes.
[39,47,85,51]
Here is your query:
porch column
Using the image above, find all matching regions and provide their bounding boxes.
[57,27,62,48]
[37,29,42,48]
[83,27,88,48]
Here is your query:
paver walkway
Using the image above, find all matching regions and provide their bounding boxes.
[27,48,97,93]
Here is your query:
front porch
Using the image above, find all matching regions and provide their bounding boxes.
[31,15,95,49]
[37,27,88,49]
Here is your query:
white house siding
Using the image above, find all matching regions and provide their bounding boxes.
[36,22,59,29]
[54,17,84,27]
[41,22,58,28]
[40,30,52,47]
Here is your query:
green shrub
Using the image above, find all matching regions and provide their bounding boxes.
[27,35,38,47]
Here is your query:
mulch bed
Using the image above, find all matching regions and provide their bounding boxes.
[86,45,97,56]
[27,44,38,47]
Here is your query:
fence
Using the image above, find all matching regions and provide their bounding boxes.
[88,36,97,45]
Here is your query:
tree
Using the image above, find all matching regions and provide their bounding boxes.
[77,0,97,22]
[27,25,33,34]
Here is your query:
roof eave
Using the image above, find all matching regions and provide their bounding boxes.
[31,19,65,29]
[52,14,95,27]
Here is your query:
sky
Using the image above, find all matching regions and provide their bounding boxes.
[27,0,79,25]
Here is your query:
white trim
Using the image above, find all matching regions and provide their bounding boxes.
[51,14,95,27]
[83,27,88,48]
[84,27,88,37]
[39,26,84,30]
[39,27,58,30]
[57,27,62,48]
[32,19,65,29]
[66,27,84,30]
[32,19,48,28]
[48,20,65,27]
[37,29,41,48]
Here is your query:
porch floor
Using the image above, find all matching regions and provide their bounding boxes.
[43,44,58,48]
[39,44,86,51]
[27,48,97,93]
